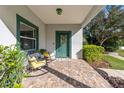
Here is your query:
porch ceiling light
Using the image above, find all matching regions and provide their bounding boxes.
[56,8,63,15]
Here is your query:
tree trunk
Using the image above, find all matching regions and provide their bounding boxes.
[100,37,111,46]
[100,35,117,46]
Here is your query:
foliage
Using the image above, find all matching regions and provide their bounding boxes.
[37,49,46,54]
[104,55,124,70]
[0,44,26,88]
[103,37,120,51]
[23,73,31,77]
[117,50,124,57]
[83,38,89,45]
[84,5,124,51]
[118,39,124,46]
[13,83,23,88]
[83,45,105,63]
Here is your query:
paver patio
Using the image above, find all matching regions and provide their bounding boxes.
[22,59,112,88]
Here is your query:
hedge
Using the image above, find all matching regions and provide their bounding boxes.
[83,45,105,63]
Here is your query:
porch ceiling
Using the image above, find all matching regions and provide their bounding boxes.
[27,5,103,24]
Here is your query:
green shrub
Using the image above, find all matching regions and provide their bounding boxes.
[83,45,105,63]
[13,83,23,88]
[0,44,26,88]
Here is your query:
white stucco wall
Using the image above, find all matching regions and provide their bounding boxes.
[0,5,46,49]
[46,24,82,59]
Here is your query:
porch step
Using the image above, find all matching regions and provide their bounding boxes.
[55,58,71,61]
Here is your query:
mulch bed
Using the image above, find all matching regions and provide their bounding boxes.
[89,61,124,88]
[96,69,124,88]
[91,61,111,69]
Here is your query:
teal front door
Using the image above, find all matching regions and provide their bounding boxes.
[56,31,71,58]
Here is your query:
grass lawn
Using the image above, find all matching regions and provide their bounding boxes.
[117,50,124,57]
[104,55,124,70]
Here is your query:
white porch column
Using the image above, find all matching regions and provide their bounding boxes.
[72,27,83,59]
[0,19,16,46]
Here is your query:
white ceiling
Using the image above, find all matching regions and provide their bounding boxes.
[28,5,94,24]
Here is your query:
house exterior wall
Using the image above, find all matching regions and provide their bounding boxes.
[0,5,104,59]
[0,5,46,49]
[46,24,82,59]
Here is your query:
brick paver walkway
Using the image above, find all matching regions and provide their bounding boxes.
[22,59,112,88]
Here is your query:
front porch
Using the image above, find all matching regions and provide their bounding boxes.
[0,5,108,88]
[0,5,104,59]
[22,59,112,88]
